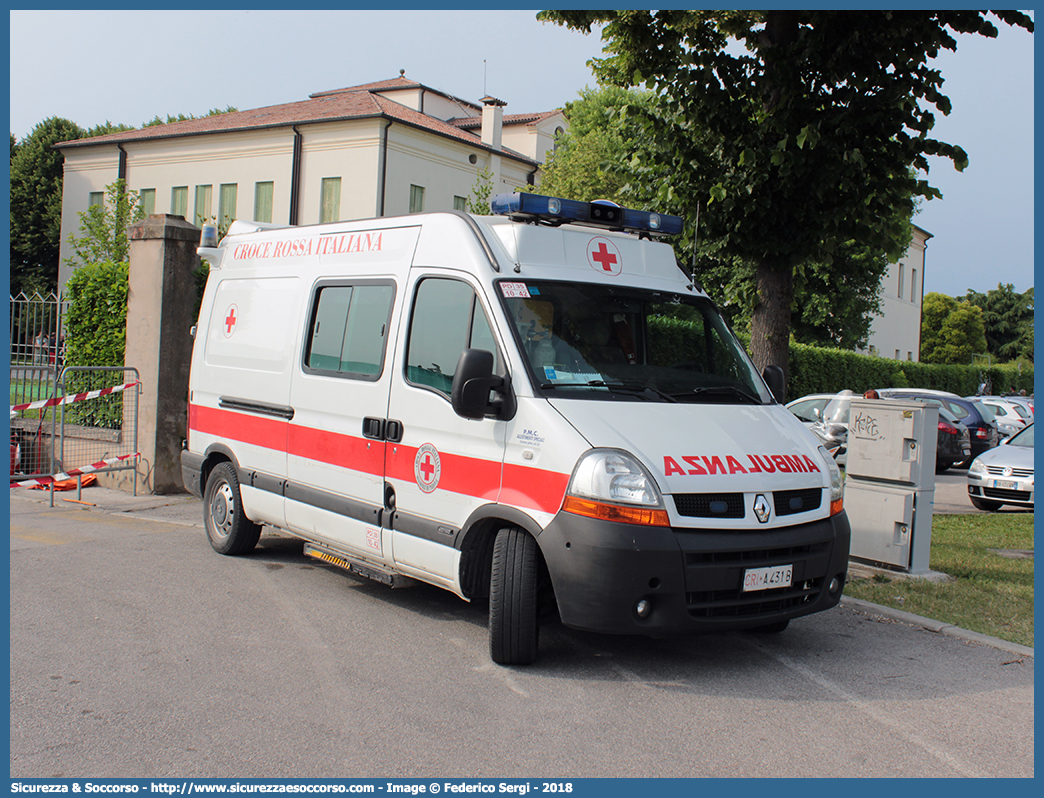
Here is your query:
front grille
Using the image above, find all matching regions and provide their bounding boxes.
[986,465,1033,478]
[984,487,1032,501]
[674,492,745,519]
[773,487,822,517]
[685,541,828,566]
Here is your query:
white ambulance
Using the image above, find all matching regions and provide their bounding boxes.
[182,193,850,665]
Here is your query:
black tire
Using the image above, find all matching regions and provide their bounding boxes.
[935,460,951,474]
[204,462,261,555]
[750,619,790,634]
[970,496,1003,512]
[489,526,540,665]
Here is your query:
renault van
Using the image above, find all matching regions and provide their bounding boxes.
[182,193,850,665]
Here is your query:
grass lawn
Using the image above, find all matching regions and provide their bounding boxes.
[844,512,1034,648]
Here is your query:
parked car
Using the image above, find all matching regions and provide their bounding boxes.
[785,393,838,425]
[787,391,854,465]
[975,397,1033,431]
[967,423,1034,511]
[971,394,1033,417]
[879,389,999,465]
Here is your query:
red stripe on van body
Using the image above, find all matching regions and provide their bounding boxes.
[189,404,569,515]
[385,444,502,501]
[190,404,288,450]
[287,423,385,476]
[501,463,570,515]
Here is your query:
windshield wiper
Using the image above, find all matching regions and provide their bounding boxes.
[540,380,679,402]
[680,385,762,404]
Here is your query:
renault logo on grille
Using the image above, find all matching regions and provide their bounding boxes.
[753,494,771,524]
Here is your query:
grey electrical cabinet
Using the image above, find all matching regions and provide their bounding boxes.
[844,399,937,573]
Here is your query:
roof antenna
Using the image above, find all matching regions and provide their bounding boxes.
[483,60,487,97]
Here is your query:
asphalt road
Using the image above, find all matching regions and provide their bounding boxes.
[8,487,1034,779]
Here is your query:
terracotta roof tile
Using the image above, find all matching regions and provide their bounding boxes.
[54,78,538,165]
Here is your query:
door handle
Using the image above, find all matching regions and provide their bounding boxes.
[362,417,404,442]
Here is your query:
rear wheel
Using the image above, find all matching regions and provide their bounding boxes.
[204,462,262,555]
[970,496,1003,512]
[489,526,540,665]
[935,460,951,474]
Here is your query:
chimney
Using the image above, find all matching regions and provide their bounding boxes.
[481,95,506,150]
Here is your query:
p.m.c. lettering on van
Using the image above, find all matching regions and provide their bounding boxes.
[663,453,822,476]
[231,232,384,261]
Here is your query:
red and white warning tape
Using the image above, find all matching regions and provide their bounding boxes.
[9,380,141,414]
[10,452,140,489]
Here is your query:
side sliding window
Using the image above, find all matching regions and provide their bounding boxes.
[304,281,395,379]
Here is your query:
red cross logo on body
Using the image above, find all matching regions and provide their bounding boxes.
[587,237,623,276]
[223,304,239,338]
[414,443,442,493]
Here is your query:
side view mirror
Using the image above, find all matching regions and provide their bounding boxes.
[451,349,513,420]
[762,365,786,404]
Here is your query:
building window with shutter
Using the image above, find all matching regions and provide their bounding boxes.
[194,185,213,226]
[88,192,104,207]
[453,195,467,212]
[219,183,238,229]
[171,186,189,219]
[139,189,156,216]
[911,268,918,303]
[321,177,342,223]
[409,185,425,214]
[254,182,274,223]
[897,264,905,299]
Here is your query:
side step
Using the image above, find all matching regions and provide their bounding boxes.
[303,543,414,588]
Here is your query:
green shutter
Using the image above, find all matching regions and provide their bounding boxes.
[171,187,189,219]
[453,195,467,212]
[254,181,274,223]
[194,185,212,226]
[409,185,425,214]
[139,189,156,216]
[219,183,238,228]
[321,177,342,224]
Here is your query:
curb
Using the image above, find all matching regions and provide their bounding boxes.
[841,595,1034,659]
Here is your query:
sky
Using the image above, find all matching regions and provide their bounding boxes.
[8,8,1035,299]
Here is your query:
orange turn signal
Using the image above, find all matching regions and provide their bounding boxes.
[562,495,671,527]
[830,497,844,517]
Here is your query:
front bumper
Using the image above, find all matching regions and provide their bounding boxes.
[536,510,851,636]
[968,471,1034,507]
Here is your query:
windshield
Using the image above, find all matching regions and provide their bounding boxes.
[497,280,771,404]
[1008,424,1034,447]
[822,391,855,424]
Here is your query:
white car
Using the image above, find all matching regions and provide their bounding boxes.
[967,423,1034,511]
[977,398,1033,432]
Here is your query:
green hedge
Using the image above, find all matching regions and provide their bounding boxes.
[62,259,128,428]
[726,327,1031,401]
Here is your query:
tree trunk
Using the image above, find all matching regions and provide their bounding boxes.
[750,259,795,385]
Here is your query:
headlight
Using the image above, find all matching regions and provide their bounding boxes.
[819,446,844,516]
[563,449,669,527]
[969,459,987,475]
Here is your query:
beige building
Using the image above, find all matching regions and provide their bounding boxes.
[55,74,566,288]
[863,225,932,363]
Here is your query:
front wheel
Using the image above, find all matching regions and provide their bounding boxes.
[489,526,540,666]
[204,462,261,555]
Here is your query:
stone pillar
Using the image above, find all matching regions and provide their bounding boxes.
[116,214,200,494]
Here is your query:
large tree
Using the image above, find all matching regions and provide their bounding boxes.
[964,283,1034,363]
[537,83,903,349]
[539,10,1033,381]
[9,116,85,294]
[920,292,988,365]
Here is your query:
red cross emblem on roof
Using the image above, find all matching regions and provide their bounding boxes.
[587,237,622,276]
[414,443,441,493]
[223,304,239,338]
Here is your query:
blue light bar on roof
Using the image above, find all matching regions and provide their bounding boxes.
[490,193,683,236]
